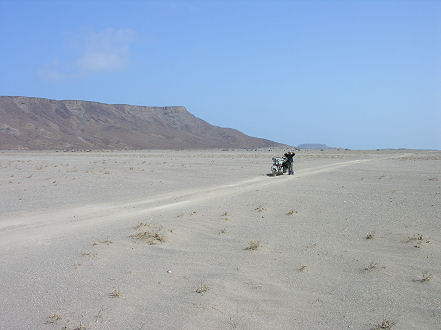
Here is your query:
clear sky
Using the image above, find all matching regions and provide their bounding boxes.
[1,0,440,149]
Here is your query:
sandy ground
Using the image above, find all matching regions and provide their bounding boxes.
[0,149,440,329]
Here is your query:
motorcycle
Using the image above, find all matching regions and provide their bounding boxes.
[271,156,288,176]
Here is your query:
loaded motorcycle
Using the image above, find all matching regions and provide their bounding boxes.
[271,156,288,176]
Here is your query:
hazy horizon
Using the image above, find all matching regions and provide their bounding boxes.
[1,0,440,150]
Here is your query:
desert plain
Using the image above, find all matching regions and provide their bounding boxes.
[0,148,440,329]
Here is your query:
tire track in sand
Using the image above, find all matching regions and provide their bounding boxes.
[0,157,385,249]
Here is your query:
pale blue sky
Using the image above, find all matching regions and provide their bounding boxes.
[1,0,440,149]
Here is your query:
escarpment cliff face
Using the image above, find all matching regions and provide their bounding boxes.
[0,96,283,150]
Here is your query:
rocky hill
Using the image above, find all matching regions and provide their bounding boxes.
[0,96,283,150]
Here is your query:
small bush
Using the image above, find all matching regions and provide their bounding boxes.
[109,289,121,298]
[373,319,395,329]
[246,240,260,250]
[419,272,432,283]
[255,206,266,212]
[195,282,209,294]
[364,262,377,271]
[366,232,375,239]
[47,312,62,324]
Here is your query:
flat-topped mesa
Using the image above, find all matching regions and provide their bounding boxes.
[116,105,188,112]
[0,96,284,150]
[112,104,188,114]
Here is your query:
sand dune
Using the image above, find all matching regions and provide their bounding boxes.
[0,149,440,329]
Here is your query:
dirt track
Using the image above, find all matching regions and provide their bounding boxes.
[1,149,440,329]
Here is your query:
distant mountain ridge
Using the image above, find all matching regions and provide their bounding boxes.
[0,96,283,150]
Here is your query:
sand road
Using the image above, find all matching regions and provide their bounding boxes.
[1,157,373,249]
[0,149,440,329]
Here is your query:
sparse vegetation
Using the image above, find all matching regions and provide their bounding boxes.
[47,312,62,324]
[195,281,209,294]
[255,206,266,212]
[406,233,430,248]
[219,228,228,234]
[100,238,112,245]
[246,240,260,250]
[366,232,375,239]
[81,251,97,258]
[109,289,121,298]
[373,319,395,329]
[409,233,424,241]
[130,223,165,245]
[131,231,165,244]
[287,209,298,216]
[418,272,432,283]
[364,262,377,271]
[134,221,148,230]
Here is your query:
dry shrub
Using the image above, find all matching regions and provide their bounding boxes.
[366,232,375,239]
[130,224,165,245]
[406,233,430,248]
[364,262,377,271]
[287,209,298,216]
[255,206,266,212]
[131,231,165,245]
[419,272,432,283]
[195,282,209,294]
[48,312,62,324]
[219,228,228,235]
[221,211,228,216]
[246,240,260,250]
[408,233,424,241]
[373,319,395,329]
[109,289,121,298]
[81,251,97,258]
[299,265,307,272]
[134,221,148,230]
